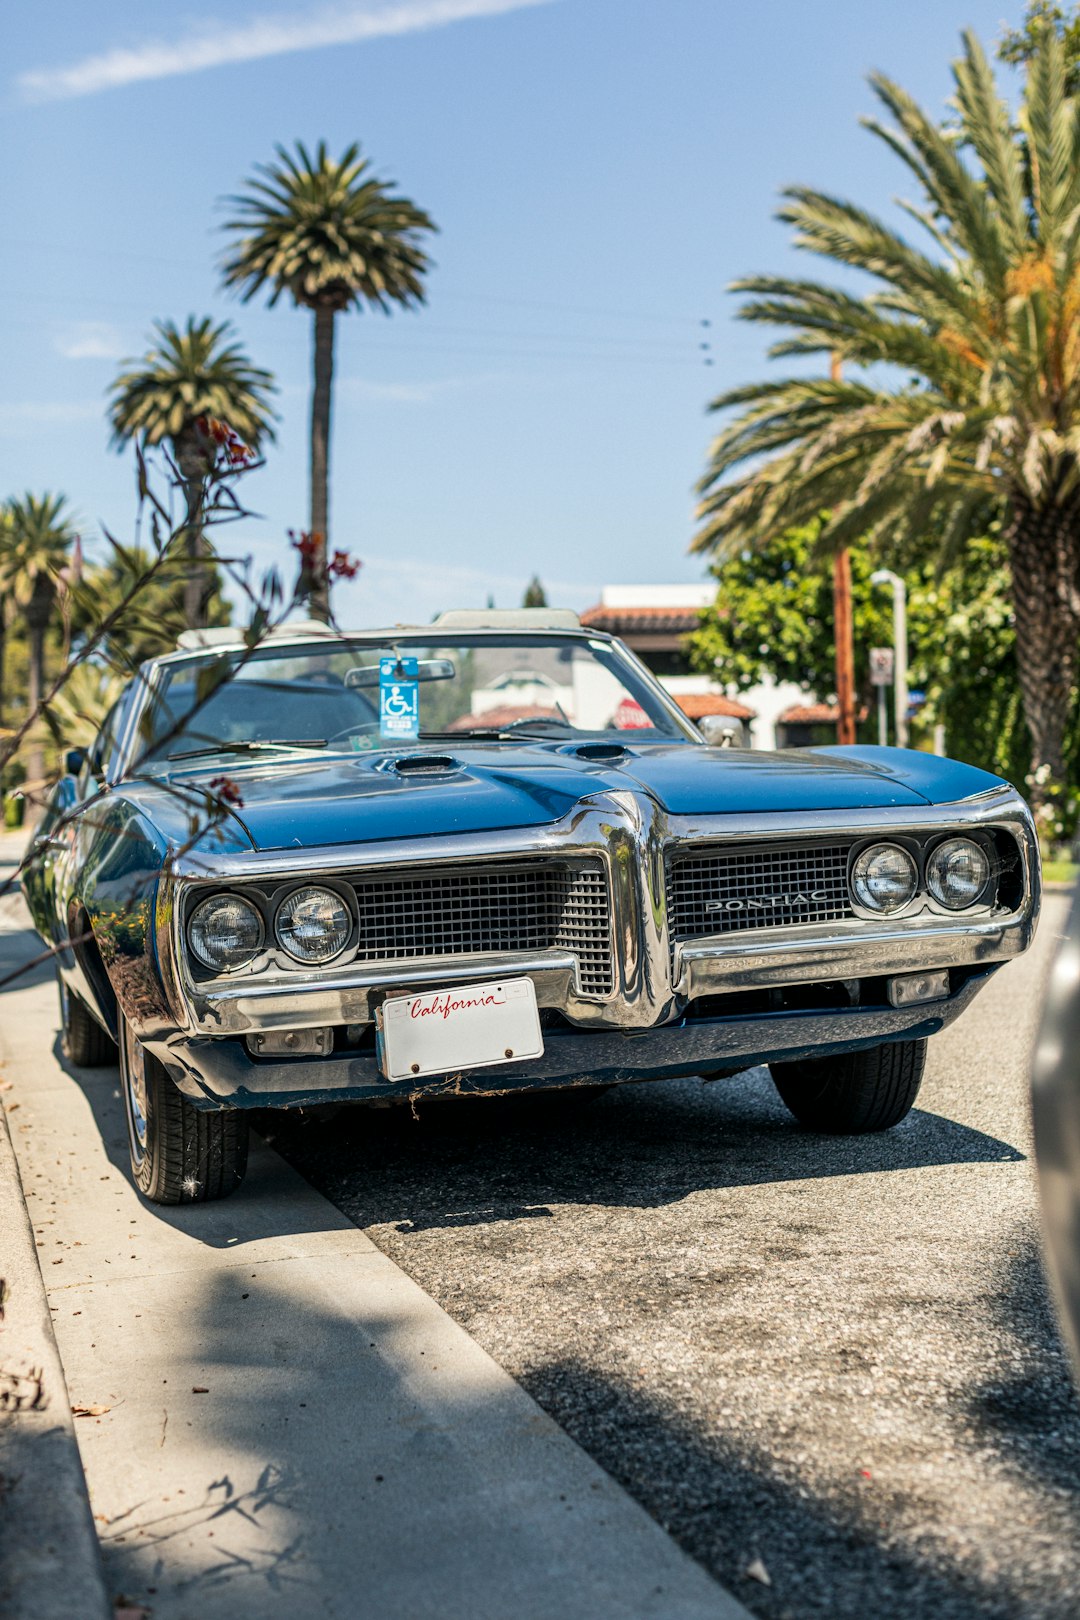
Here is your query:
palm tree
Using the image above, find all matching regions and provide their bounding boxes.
[1,494,76,794]
[46,662,126,752]
[108,317,277,628]
[693,28,1080,804]
[220,140,436,619]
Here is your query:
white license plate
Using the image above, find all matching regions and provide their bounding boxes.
[378,978,544,1082]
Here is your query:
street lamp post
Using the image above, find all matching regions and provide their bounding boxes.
[870,569,909,749]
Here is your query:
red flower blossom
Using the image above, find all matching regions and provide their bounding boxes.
[328,549,362,581]
[289,529,323,566]
[193,416,254,469]
[207,775,244,809]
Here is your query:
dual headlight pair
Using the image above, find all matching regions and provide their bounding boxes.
[188,886,350,974]
[852,837,990,916]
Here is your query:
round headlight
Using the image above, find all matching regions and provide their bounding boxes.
[851,843,918,914]
[275,886,352,964]
[188,894,264,972]
[927,837,990,910]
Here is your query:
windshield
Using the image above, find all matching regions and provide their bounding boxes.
[134,634,697,764]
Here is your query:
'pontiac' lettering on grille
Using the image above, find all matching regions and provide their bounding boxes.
[705,890,832,913]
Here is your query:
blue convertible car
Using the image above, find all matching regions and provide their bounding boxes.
[24,610,1040,1203]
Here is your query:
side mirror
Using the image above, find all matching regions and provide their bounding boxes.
[697,715,739,748]
[64,748,85,777]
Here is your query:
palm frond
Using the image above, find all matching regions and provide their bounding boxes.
[109,317,277,452]
[220,140,437,313]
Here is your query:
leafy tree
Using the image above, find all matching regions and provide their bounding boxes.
[1,494,76,791]
[692,29,1080,805]
[70,543,232,669]
[221,141,436,621]
[108,317,276,628]
[689,519,1040,785]
[999,2,1080,90]
[522,576,548,608]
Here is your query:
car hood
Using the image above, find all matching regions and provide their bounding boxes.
[162,742,1005,852]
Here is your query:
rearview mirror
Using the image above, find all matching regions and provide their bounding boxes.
[345,658,456,689]
[64,748,85,776]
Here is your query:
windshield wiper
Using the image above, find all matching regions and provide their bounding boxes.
[167,739,329,761]
[418,721,592,742]
[416,728,561,742]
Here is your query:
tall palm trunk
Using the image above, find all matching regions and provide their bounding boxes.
[24,574,54,819]
[174,428,208,631]
[1006,493,1080,810]
[308,303,335,623]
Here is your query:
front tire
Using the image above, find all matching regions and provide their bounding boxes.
[119,1014,248,1203]
[58,975,116,1067]
[770,1038,927,1133]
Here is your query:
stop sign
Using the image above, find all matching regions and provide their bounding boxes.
[613,697,653,730]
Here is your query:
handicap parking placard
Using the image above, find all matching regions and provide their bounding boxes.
[379,656,420,742]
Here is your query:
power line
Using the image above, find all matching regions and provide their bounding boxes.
[0,239,712,329]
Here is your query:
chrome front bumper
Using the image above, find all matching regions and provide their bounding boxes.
[152,967,996,1108]
[149,781,1039,1099]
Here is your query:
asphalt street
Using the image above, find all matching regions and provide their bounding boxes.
[270,892,1080,1620]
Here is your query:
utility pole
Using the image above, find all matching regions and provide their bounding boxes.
[830,353,857,745]
[870,569,910,749]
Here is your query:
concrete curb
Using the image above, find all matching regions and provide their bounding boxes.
[1043,878,1077,894]
[0,1098,111,1620]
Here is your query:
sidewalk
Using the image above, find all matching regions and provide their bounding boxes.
[0,1065,111,1620]
[0,876,750,1620]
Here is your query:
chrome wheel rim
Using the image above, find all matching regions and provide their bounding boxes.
[123,1023,148,1163]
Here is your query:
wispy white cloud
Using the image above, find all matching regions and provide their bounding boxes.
[54,321,126,361]
[18,0,556,103]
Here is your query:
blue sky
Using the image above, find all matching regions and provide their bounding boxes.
[3,0,1021,626]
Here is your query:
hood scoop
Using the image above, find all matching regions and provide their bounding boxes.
[392,753,460,776]
[574,742,629,763]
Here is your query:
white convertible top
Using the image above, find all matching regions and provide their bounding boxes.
[432,608,581,631]
[174,609,583,654]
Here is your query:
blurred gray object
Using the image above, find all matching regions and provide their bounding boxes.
[1033,888,1080,1372]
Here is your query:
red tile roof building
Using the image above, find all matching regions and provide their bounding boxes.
[673,692,756,722]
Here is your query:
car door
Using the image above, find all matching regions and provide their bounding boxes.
[26,688,131,966]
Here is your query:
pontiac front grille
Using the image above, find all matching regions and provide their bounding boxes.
[667,842,854,940]
[351,859,614,995]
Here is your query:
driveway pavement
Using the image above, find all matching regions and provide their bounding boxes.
[270,895,1080,1620]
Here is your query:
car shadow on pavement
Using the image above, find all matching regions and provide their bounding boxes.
[48,1035,373,1250]
[50,1039,1024,1250]
[265,1068,1025,1236]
